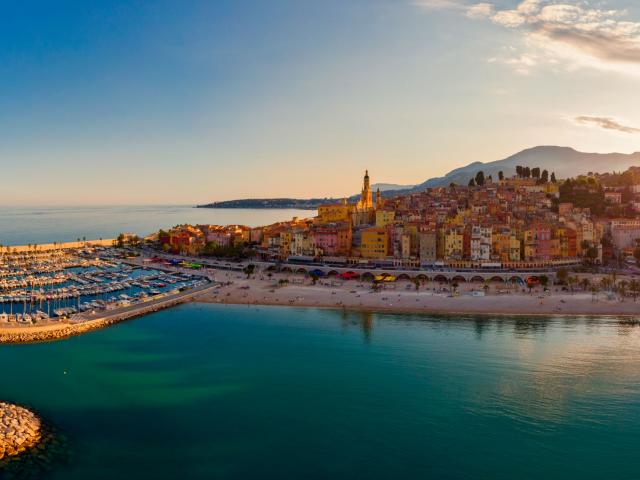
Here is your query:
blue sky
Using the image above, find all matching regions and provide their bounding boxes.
[1,0,639,205]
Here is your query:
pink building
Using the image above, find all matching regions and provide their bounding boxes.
[311,223,352,256]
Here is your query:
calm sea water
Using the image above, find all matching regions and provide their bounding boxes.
[1,304,639,479]
[0,206,313,246]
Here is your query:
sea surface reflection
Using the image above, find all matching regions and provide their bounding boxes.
[1,304,639,479]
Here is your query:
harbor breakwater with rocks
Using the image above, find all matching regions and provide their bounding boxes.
[0,403,70,479]
[0,403,41,459]
[0,283,215,344]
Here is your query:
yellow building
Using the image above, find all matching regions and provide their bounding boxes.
[444,227,464,260]
[317,201,352,224]
[360,227,388,259]
[279,230,293,258]
[375,209,395,228]
[509,234,521,261]
[492,228,521,262]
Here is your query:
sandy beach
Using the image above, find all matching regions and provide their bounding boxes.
[199,270,640,318]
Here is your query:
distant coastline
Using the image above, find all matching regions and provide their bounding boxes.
[197,198,330,209]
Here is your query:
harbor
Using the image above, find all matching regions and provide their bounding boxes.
[0,245,213,342]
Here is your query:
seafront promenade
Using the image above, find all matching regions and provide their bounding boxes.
[4,238,116,253]
[189,266,640,318]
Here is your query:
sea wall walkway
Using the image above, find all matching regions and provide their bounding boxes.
[0,281,216,344]
[3,238,116,253]
[144,253,557,284]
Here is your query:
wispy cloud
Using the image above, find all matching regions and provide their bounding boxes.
[417,0,640,76]
[466,3,494,19]
[413,0,466,10]
[575,116,640,134]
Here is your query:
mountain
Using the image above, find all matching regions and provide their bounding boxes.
[380,146,640,196]
[197,198,335,210]
[372,182,415,192]
[199,146,640,208]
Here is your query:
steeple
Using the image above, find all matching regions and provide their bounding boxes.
[376,186,383,209]
[359,170,373,209]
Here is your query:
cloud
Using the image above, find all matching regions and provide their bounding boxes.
[489,49,538,74]
[466,3,493,19]
[452,0,640,76]
[413,0,466,10]
[575,116,640,134]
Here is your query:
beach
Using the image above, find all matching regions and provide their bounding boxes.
[199,270,640,317]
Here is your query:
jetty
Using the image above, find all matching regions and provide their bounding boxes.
[0,281,216,344]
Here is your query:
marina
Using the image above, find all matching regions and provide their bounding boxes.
[0,246,209,328]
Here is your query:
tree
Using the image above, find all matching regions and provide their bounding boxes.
[556,268,568,284]
[516,166,523,177]
[524,167,531,178]
[468,178,476,187]
[551,172,557,183]
[116,233,126,248]
[541,169,549,183]
[539,275,549,287]
[618,280,628,302]
[629,280,640,302]
[475,171,485,186]
[600,277,612,292]
[498,171,504,181]
[129,235,141,247]
[532,167,541,179]
[243,264,256,278]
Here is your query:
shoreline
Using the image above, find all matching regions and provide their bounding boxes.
[198,298,640,320]
[196,270,640,320]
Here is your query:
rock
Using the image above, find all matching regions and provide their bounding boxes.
[0,403,42,460]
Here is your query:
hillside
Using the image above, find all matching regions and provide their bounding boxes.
[381,146,640,196]
[199,146,640,208]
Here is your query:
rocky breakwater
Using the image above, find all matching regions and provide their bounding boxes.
[0,403,41,460]
[0,403,70,478]
[0,283,214,344]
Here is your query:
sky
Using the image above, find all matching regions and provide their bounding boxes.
[1,0,639,205]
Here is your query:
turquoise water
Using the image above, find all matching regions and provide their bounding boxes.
[0,206,313,246]
[2,304,640,479]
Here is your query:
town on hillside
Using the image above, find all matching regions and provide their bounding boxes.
[156,167,640,271]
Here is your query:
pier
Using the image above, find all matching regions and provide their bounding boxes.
[0,281,216,344]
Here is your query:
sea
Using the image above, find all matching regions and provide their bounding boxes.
[1,207,640,479]
[1,305,639,479]
[0,205,314,246]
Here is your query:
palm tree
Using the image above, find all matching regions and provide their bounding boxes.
[580,277,590,292]
[243,264,255,279]
[590,285,599,302]
[600,277,612,292]
[629,280,640,302]
[618,280,628,302]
